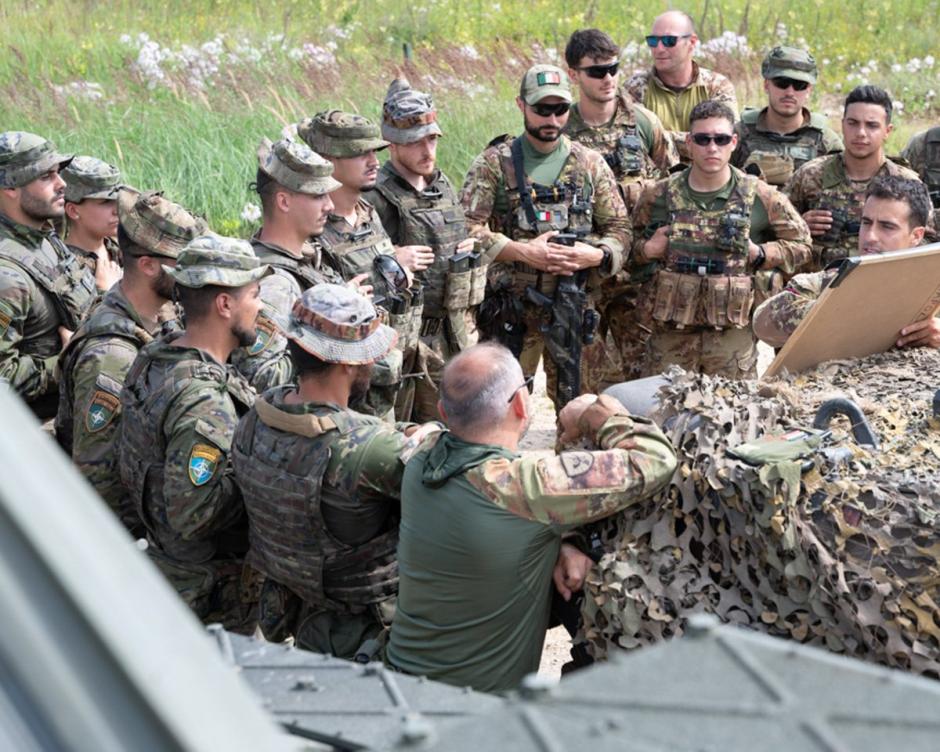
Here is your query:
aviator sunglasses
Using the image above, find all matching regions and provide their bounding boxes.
[530,101,571,117]
[770,77,811,91]
[576,61,620,79]
[645,34,692,48]
[690,133,734,147]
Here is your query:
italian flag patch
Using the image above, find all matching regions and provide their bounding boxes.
[536,210,553,222]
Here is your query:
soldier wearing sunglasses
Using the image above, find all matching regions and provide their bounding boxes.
[631,100,811,379]
[624,11,738,163]
[732,47,843,188]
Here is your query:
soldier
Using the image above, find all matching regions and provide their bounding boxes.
[784,85,921,271]
[233,284,439,659]
[632,100,812,379]
[366,79,480,422]
[0,131,97,419]
[460,63,630,411]
[61,155,124,291]
[385,342,677,693]
[624,10,739,162]
[754,176,940,349]
[299,111,423,421]
[564,28,679,386]
[119,234,268,632]
[230,138,344,392]
[900,127,940,208]
[731,46,843,187]
[56,189,205,534]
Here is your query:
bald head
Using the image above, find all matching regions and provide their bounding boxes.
[652,10,695,35]
[439,343,523,438]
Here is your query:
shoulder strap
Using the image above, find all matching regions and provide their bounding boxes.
[510,137,539,228]
[255,395,338,438]
[741,108,760,126]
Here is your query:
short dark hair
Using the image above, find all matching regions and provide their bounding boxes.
[843,85,893,123]
[287,339,335,379]
[252,168,287,215]
[688,100,736,128]
[565,29,620,67]
[865,176,931,228]
[176,284,228,321]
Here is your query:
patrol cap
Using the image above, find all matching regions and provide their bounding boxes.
[257,138,342,195]
[519,64,572,105]
[164,233,270,288]
[761,46,818,84]
[278,283,397,366]
[63,155,123,203]
[0,131,73,189]
[382,78,443,145]
[297,110,389,159]
[118,188,209,259]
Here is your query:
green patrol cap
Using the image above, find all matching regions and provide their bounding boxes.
[0,131,73,189]
[762,46,818,84]
[520,64,572,105]
[164,233,270,288]
[63,155,123,203]
[277,282,397,365]
[382,78,443,145]
[118,188,208,259]
[297,110,389,159]
[257,138,341,195]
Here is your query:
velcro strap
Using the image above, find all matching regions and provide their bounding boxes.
[255,396,337,438]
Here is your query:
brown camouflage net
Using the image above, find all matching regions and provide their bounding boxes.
[581,347,940,677]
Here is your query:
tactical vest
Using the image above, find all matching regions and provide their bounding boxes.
[651,170,758,330]
[232,398,399,614]
[251,240,328,290]
[812,157,870,268]
[738,109,829,186]
[923,126,940,207]
[568,100,650,183]
[0,234,96,330]
[121,344,254,563]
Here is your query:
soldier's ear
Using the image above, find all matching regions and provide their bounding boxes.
[437,400,448,423]
[64,202,81,221]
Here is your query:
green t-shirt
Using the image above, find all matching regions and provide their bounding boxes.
[521,135,571,185]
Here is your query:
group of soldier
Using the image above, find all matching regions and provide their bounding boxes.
[1,8,939,694]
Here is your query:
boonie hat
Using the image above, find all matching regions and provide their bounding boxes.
[297,110,389,159]
[257,138,341,195]
[164,233,270,288]
[519,64,572,105]
[62,156,123,203]
[382,78,443,145]
[761,46,818,84]
[278,283,397,365]
[0,131,73,189]
[118,188,208,259]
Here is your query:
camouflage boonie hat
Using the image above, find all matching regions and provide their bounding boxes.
[382,78,443,145]
[762,46,818,84]
[0,131,73,189]
[164,233,270,288]
[118,188,208,259]
[257,138,341,195]
[63,155,123,203]
[520,64,572,105]
[278,283,397,365]
[297,110,389,158]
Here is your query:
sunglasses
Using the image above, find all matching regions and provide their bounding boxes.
[645,34,692,48]
[373,253,410,292]
[530,101,571,117]
[690,133,734,147]
[506,375,535,403]
[770,77,811,92]
[576,62,620,79]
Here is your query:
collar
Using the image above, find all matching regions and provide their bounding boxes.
[650,61,701,92]
[0,212,53,249]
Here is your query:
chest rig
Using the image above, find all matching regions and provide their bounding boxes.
[812,157,869,268]
[739,109,828,186]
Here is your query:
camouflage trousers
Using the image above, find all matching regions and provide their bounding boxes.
[588,284,653,391]
[642,325,758,380]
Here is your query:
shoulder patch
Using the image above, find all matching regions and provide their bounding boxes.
[247,315,278,355]
[188,443,222,486]
[560,450,594,477]
[85,390,121,433]
[0,309,10,338]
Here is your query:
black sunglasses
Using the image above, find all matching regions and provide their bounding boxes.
[770,77,811,92]
[530,101,571,117]
[690,133,734,147]
[507,375,535,403]
[576,62,620,79]
[645,34,692,48]
[373,253,409,292]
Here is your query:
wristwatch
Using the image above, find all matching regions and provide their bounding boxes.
[751,244,767,271]
[599,247,613,274]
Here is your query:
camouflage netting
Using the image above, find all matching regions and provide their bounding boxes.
[581,348,940,676]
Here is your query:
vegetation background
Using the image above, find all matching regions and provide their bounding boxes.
[3,0,938,233]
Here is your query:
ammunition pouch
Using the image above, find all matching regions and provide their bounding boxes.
[652,270,754,329]
[604,132,644,176]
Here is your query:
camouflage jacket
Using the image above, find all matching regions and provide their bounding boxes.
[56,284,178,528]
[784,153,922,270]
[731,107,844,187]
[901,127,940,203]
[66,236,122,279]
[318,198,396,283]
[751,269,833,346]
[0,213,97,414]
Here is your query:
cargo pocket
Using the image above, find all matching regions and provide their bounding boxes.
[726,275,755,328]
[703,276,732,329]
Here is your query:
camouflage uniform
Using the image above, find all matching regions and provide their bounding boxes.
[62,156,124,272]
[119,235,269,632]
[386,394,677,693]
[752,269,834,346]
[230,139,342,392]
[731,47,843,188]
[901,127,940,207]
[367,80,482,422]
[623,62,739,162]
[566,92,679,387]
[56,190,204,533]
[0,132,97,419]
[233,284,426,659]
[300,111,417,421]
[784,154,922,270]
[633,166,812,378]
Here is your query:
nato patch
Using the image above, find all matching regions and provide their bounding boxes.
[560,451,594,477]
[247,316,277,355]
[188,443,222,486]
[85,390,120,433]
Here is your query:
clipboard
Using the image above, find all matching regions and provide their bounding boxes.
[763,243,940,378]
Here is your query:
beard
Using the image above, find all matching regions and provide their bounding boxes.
[523,116,561,143]
[350,364,373,401]
[151,269,176,300]
[20,189,64,222]
[232,321,259,348]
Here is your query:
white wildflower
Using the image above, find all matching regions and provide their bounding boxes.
[240,203,262,223]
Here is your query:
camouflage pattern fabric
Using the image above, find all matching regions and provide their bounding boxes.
[644,326,758,379]
[165,233,269,289]
[0,131,72,188]
[784,153,922,270]
[580,348,940,677]
[62,155,122,203]
[381,78,443,144]
[298,110,389,159]
[118,188,208,259]
[901,127,940,205]
[256,138,341,196]
[752,268,833,346]
[66,236,122,276]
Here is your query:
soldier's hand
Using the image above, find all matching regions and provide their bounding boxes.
[557,394,598,444]
[395,244,435,272]
[513,231,558,272]
[94,250,123,291]
[455,237,476,253]
[347,272,374,299]
[897,317,940,349]
[58,326,74,349]
[552,543,594,601]
[640,224,670,260]
[545,241,604,275]
[802,209,833,237]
